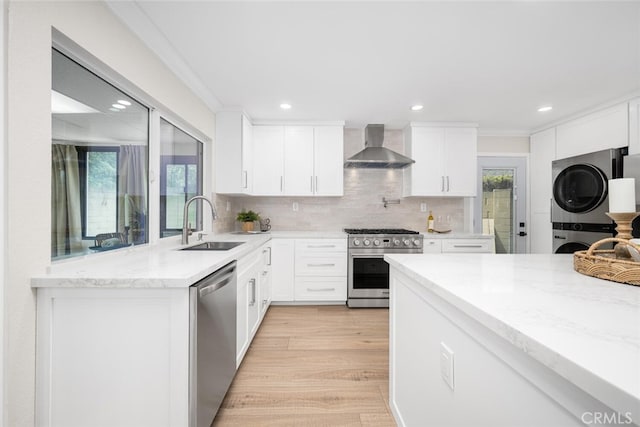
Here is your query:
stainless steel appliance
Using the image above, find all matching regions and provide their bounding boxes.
[552,148,624,224]
[552,223,614,253]
[189,261,237,427]
[345,228,423,308]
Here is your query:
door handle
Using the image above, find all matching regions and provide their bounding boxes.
[249,278,256,306]
[307,287,336,292]
[446,176,450,192]
[315,176,318,194]
[280,176,283,192]
[441,176,445,192]
[518,231,528,237]
[243,170,248,189]
[310,176,313,192]
[307,263,335,267]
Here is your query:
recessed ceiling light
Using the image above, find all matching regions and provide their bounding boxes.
[280,103,292,110]
[411,105,424,111]
[112,104,126,109]
[117,99,132,106]
[538,105,553,112]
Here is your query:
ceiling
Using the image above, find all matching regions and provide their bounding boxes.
[107,1,640,133]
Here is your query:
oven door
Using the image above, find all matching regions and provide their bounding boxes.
[348,251,389,299]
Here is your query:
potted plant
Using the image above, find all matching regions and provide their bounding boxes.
[236,209,260,232]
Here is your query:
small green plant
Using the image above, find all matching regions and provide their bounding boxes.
[236,209,260,222]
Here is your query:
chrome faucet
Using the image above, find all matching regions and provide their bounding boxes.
[182,196,219,245]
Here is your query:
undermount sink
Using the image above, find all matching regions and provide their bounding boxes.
[181,241,245,251]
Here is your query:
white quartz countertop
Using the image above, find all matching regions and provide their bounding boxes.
[384,253,640,417]
[420,232,494,239]
[31,233,271,288]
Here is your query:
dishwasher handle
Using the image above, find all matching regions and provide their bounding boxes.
[195,261,237,298]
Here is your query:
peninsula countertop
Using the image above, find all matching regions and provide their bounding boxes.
[384,253,640,419]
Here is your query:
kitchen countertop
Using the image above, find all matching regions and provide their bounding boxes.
[31,233,271,288]
[384,253,640,418]
[420,232,494,239]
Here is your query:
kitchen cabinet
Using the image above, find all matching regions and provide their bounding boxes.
[236,241,271,366]
[422,236,495,253]
[555,103,628,160]
[252,125,285,195]
[253,124,344,196]
[271,237,347,303]
[271,238,295,301]
[215,111,253,194]
[403,124,477,197]
[530,128,556,253]
[629,97,640,156]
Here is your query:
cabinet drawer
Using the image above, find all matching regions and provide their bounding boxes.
[423,239,442,253]
[442,239,494,253]
[296,239,346,253]
[295,254,347,276]
[294,277,347,301]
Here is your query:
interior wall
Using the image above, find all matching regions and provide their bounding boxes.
[478,135,530,153]
[1,2,6,426]
[6,2,215,425]
[227,128,466,233]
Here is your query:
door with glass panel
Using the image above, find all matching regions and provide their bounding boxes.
[474,157,527,254]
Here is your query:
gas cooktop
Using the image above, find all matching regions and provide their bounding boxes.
[344,228,419,235]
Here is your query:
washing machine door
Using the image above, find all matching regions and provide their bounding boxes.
[555,241,590,254]
[553,164,608,214]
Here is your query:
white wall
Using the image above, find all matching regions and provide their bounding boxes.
[6,2,215,425]
[0,1,6,426]
[477,135,530,154]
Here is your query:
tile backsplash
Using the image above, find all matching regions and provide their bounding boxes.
[215,128,466,233]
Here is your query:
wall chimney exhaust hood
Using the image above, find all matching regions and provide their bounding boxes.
[344,124,415,169]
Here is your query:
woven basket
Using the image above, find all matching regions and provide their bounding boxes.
[573,238,640,286]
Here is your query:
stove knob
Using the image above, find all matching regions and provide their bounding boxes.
[353,239,361,246]
[413,239,421,246]
[403,239,411,246]
[363,239,371,246]
[393,239,401,246]
[373,239,381,246]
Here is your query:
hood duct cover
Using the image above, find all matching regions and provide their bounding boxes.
[344,124,415,169]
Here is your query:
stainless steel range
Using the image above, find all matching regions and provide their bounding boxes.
[345,228,423,308]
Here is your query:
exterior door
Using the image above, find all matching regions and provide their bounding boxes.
[475,156,527,254]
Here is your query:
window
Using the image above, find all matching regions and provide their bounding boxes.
[51,48,149,260]
[160,119,203,238]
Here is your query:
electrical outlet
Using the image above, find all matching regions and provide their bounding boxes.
[440,342,455,390]
[420,203,427,212]
[292,202,299,212]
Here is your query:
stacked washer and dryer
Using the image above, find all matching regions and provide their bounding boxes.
[551,148,626,253]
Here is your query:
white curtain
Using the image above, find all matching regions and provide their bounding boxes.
[51,144,82,257]
[118,145,147,244]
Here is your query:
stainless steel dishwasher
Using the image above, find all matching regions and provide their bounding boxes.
[189,261,237,427]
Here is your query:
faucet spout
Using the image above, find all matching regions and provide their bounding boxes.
[182,196,218,245]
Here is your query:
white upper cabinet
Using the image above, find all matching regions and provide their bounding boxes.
[253,124,344,197]
[313,126,344,196]
[403,124,477,197]
[283,126,315,195]
[629,98,640,156]
[252,125,285,196]
[555,103,628,160]
[215,111,253,194]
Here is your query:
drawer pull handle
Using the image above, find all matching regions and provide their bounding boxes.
[307,245,336,248]
[307,263,335,267]
[452,244,483,248]
[307,287,336,292]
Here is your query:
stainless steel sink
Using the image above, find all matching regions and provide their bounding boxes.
[181,241,245,251]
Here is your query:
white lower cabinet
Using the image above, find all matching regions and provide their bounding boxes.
[422,236,495,254]
[271,237,347,303]
[236,241,272,366]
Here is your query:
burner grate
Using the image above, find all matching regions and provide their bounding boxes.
[344,228,419,235]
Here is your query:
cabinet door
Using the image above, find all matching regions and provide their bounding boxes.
[241,115,253,193]
[530,128,556,254]
[283,126,315,195]
[444,127,477,197]
[313,126,344,196]
[216,111,248,194]
[270,239,295,302]
[236,271,249,367]
[408,127,445,196]
[630,98,640,156]
[252,126,284,195]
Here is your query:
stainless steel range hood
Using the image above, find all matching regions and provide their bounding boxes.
[344,124,415,169]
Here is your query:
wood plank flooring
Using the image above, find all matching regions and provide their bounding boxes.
[213,305,396,427]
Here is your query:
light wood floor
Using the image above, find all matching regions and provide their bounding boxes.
[213,305,396,427]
